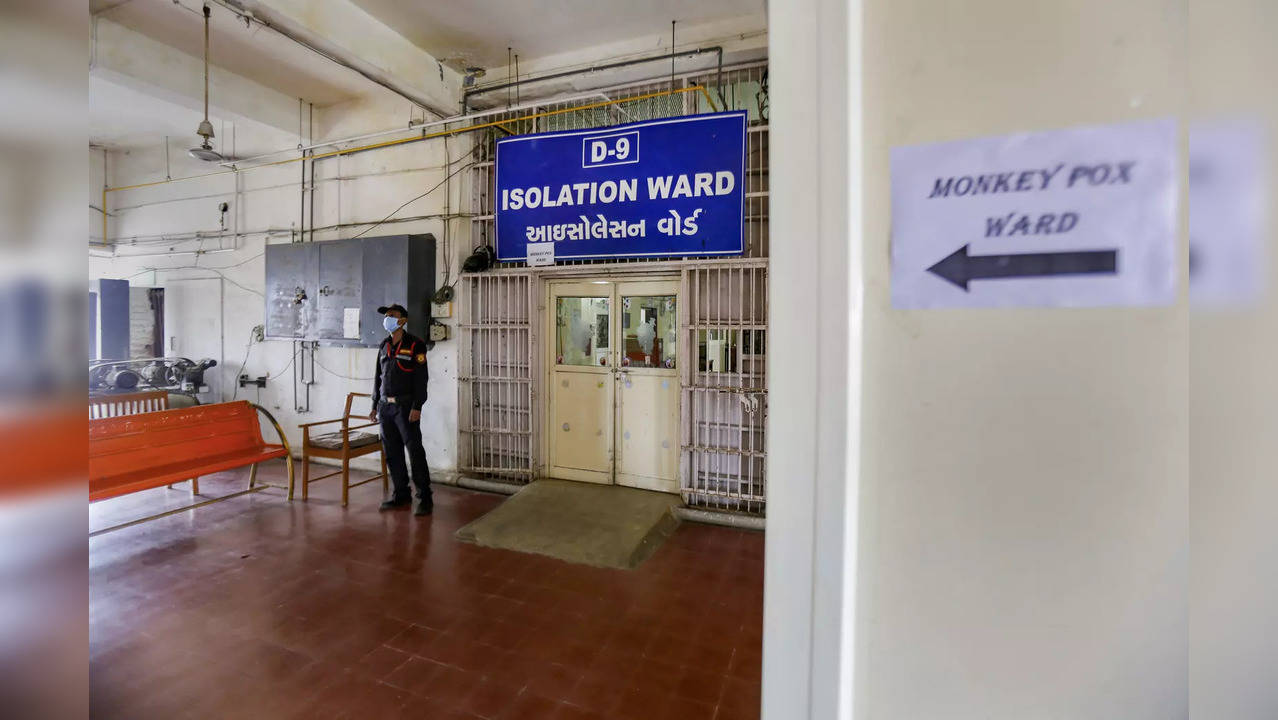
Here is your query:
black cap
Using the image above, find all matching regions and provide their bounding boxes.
[377,303,409,317]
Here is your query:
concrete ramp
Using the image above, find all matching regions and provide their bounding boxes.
[455,479,681,569]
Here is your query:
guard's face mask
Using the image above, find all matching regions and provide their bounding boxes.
[383,316,402,333]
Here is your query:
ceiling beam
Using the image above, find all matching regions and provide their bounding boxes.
[218,0,460,117]
[91,17,302,137]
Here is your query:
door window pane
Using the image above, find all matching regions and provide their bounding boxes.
[555,297,611,366]
[621,295,676,368]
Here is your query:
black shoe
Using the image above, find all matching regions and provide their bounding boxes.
[413,500,433,516]
[379,498,411,512]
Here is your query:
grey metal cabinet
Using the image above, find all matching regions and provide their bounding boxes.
[264,242,318,340]
[316,239,363,341]
[358,234,438,346]
[264,234,435,347]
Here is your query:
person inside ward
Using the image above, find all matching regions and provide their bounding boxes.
[369,303,432,515]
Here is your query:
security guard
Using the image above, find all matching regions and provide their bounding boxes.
[369,303,432,515]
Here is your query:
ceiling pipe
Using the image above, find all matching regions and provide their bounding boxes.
[104,84,713,200]
[216,88,646,169]
[463,46,724,113]
[214,58,757,169]
[214,0,454,119]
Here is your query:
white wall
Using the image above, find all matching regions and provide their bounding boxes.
[763,0,858,716]
[1188,2,1278,717]
[126,287,156,359]
[855,1,1187,718]
[89,98,469,472]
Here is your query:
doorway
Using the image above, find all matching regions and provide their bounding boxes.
[547,278,680,493]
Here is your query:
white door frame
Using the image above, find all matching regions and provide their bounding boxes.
[543,275,681,490]
[764,0,863,719]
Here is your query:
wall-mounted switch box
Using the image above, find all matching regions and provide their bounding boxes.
[428,322,449,342]
[431,301,452,318]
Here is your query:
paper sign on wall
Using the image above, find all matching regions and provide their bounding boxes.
[527,242,555,267]
[891,119,1178,308]
[343,307,360,339]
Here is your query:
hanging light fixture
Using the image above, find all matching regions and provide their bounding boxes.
[188,4,224,162]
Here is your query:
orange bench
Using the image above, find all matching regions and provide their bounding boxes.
[89,389,204,494]
[89,401,295,531]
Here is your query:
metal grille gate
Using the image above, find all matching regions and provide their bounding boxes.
[458,273,535,480]
[462,62,769,515]
[682,265,767,514]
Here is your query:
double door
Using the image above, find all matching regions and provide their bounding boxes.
[548,279,680,493]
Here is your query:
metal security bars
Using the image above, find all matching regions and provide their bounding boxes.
[463,62,770,515]
[682,265,767,514]
[458,273,535,480]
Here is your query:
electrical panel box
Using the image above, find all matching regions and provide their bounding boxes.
[264,234,435,347]
[263,242,318,339]
[315,239,363,342]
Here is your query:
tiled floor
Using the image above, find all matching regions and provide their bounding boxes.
[90,460,763,719]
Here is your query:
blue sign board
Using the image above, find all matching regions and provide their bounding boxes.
[494,111,747,262]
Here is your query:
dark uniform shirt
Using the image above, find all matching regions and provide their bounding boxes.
[372,331,428,411]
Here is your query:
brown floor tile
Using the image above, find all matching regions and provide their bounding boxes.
[674,668,727,706]
[383,655,448,696]
[609,685,672,719]
[632,657,685,689]
[716,677,762,720]
[665,695,718,720]
[562,673,628,713]
[89,462,763,719]
[645,630,694,667]
[684,639,735,674]
[356,644,412,679]
[385,623,443,657]
[589,645,643,682]
[553,702,608,720]
[524,661,583,699]
[458,675,517,718]
[428,710,488,720]
[499,689,561,720]
[726,647,762,682]
[712,701,761,720]
[426,664,484,709]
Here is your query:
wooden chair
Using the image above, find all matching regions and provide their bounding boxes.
[298,392,387,506]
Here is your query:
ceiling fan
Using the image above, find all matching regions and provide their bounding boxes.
[189,4,223,162]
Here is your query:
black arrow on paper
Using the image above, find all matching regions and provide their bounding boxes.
[926,244,1118,291]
